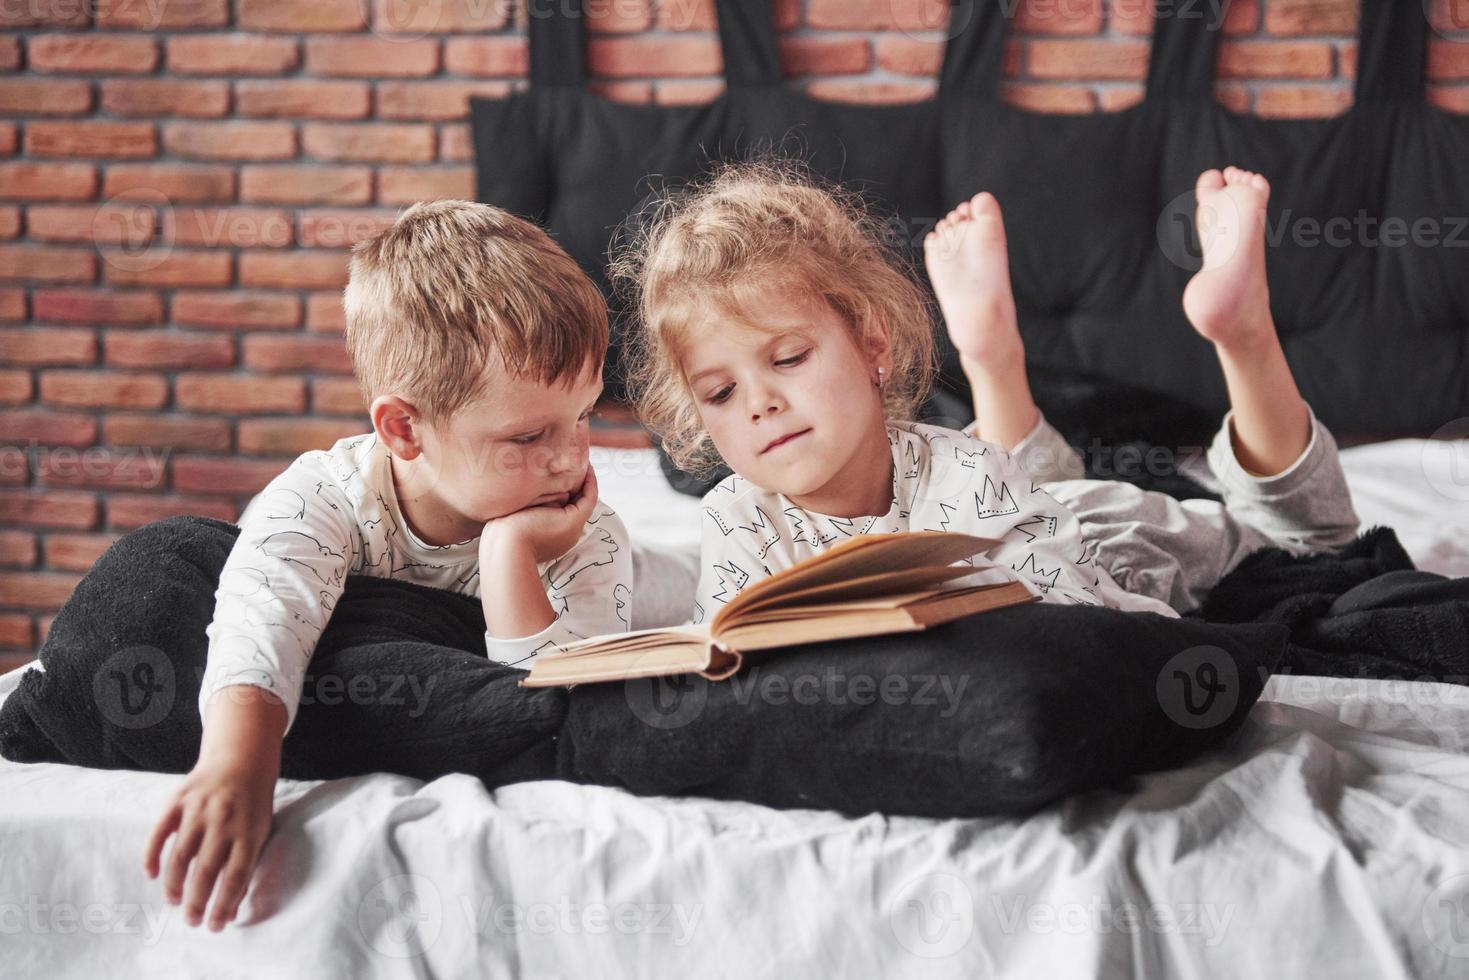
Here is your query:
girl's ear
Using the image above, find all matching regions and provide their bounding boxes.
[863,315,894,374]
[370,395,426,461]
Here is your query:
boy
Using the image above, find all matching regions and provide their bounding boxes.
[144,201,633,932]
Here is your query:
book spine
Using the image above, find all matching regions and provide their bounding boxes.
[697,638,744,681]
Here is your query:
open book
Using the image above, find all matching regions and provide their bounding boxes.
[520,531,1039,687]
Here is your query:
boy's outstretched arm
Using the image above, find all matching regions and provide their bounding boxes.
[199,458,358,738]
[145,456,356,930]
[144,685,285,932]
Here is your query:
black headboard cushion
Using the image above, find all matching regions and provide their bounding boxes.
[940,0,1469,435]
[473,0,1468,438]
[472,1,947,405]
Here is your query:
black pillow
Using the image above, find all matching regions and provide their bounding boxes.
[3,514,1284,822]
[0,516,565,787]
[556,602,1287,818]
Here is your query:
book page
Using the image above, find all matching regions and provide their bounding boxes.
[524,581,1037,686]
[720,581,1036,651]
[733,560,1014,616]
[712,531,999,631]
[536,622,711,660]
[521,637,713,685]
[733,580,1025,622]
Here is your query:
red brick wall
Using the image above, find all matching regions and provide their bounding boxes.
[2,0,1467,668]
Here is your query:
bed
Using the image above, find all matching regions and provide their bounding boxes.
[3,435,1468,979]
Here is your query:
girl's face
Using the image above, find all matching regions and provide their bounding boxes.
[680,288,895,517]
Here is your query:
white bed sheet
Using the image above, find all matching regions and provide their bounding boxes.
[2,437,1468,979]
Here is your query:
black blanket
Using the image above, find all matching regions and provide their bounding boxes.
[1194,525,1469,684]
[0,517,565,787]
[2,515,1466,819]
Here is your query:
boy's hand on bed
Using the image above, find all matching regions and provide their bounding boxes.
[480,465,599,566]
[144,754,277,931]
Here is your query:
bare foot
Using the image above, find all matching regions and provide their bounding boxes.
[923,191,1023,371]
[1181,166,1275,351]
[1184,167,1311,476]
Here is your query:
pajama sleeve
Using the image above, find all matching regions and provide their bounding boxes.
[199,455,358,737]
[690,494,773,627]
[481,503,635,666]
[955,440,1106,609]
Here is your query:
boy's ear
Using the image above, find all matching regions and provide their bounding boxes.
[370,395,426,460]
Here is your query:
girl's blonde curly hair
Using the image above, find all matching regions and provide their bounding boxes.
[610,158,938,481]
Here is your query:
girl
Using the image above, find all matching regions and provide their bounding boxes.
[612,160,1360,626]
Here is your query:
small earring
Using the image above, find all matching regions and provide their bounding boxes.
[875,366,886,390]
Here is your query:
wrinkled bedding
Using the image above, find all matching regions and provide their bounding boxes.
[2,437,1467,979]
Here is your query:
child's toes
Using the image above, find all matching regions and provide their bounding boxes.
[1249,172,1269,192]
[971,191,1000,218]
[1196,168,1225,197]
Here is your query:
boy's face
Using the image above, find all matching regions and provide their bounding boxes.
[680,289,890,514]
[414,358,603,533]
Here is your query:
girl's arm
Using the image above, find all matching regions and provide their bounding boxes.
[953,440,1106,608]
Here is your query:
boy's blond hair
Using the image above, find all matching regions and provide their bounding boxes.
[611,159,937,480]
[344,200,608,426]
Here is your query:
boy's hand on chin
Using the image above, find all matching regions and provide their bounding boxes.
[479,466,599,566]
